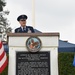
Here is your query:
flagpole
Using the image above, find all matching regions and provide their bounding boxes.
[32,0,35,28]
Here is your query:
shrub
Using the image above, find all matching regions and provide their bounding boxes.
[58,52,75,75]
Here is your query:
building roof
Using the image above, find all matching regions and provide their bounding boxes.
[34,29,42,33]
[59,40,75,48]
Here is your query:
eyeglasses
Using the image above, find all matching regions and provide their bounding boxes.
[20,19,26,21]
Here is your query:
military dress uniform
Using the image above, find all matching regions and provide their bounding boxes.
[15,26,35,33]
[15,14,35,33]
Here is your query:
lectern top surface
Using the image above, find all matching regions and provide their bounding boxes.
[7,33,59,37]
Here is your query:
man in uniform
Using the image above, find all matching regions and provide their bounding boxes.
[15,14,35,33]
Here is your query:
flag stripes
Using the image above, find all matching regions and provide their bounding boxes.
[0,45,4,55]
[0,51,5,61]
[0,41,8,73]
[0,41,2,49]
[0,58,8,73]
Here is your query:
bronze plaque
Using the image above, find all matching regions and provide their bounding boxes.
[16,51,50,75]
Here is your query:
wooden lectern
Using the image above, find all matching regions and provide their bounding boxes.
[7,33,59,75]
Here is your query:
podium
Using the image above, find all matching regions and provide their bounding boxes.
[7,33,59,75]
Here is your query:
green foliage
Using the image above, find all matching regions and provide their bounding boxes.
[1,52,75,75]
[58,52,75,75]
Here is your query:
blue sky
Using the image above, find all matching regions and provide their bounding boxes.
[4,0,75,43]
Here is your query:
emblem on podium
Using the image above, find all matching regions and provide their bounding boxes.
[26,37,42,52]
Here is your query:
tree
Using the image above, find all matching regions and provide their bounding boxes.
[0,0,12,32]
[0,0,6,11]
[0,0,12,41]
[0,11,12,32]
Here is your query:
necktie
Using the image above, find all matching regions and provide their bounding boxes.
[22,27,26,32]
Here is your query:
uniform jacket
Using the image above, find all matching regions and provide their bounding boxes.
[15,26,35,33]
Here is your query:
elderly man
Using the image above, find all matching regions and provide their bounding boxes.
[15,14,35,33]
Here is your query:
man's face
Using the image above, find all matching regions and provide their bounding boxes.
[19,19,26,27]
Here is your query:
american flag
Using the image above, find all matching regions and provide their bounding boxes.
[0,41,8,73]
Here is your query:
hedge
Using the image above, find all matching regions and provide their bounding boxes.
[58,52,75,75]
[1,52,75,75]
